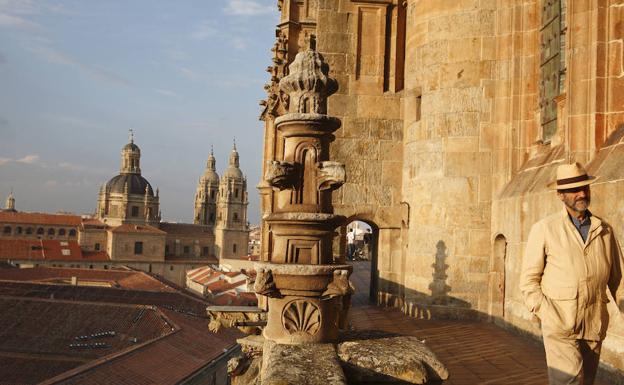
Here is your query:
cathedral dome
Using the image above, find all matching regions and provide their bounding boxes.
[123,142,140,152]
[105,174,154,196]
[222,165,243,179]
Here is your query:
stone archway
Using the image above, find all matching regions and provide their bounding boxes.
[337,218,380,304]
[488,234,507,321]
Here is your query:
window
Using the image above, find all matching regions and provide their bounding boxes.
[95,243,101,251]
[235,188,239,198]
[233,212,239,221]
[68,229,76,237]
[131,206,139,217]
[16,227,22,234]
[183,246,190,254]
[211,190,215,199]
[165,245,169,254]
[209,213,215,223]
[134,241,143,255]
[233,244,237,253]
[202,246,209,256]
[26,227,33,235]
[36,228,44,235]
[2,226,10,234]
[540,0,566,141]
[58,228,66,236]
[170,265,174,271]
[48,228,55,236]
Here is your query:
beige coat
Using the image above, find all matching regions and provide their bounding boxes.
[520,209,624,340]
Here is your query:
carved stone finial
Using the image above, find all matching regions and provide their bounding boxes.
[278,43,338,115]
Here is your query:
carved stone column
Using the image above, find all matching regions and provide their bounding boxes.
[258,39,352,345]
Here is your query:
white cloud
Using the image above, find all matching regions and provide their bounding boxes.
[27,43,132,87]
[0,157,11,166]
[44,180,58,188]
[224,0,274,16]
[0,0,75,31]
[155,88,179,98]
[191,19,217,40]
[58,162,85,171]
[230,37,247,50]
[16,154,39,164]
[0,12,39,29]
[178,66,200,80]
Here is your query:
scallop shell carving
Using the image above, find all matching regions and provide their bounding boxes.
[282,300,321,335]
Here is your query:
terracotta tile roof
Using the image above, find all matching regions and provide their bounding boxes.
[0,280,242,385]
[80,218,106,228]
[187,266,221,285]
[205,279,243,294]
[0,267,176,292]
[0,296,174,385]
[159,222,213,236]
[0,211,82,226]
[0,239,109,261]
[109,224,166,235]
[211,292,257,306]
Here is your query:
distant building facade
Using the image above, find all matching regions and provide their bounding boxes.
[0,135,250,285]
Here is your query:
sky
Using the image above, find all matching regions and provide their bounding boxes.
[0,0,278,225]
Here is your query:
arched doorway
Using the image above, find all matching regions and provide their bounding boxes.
[339,219,380,304]
[488,234,507,321]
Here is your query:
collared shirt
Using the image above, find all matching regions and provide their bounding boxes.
[569,211,592,243]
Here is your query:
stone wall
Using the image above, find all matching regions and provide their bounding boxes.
[260,0,624,374]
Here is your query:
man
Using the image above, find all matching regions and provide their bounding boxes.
[520,162,624,385]
[346,228,355,261]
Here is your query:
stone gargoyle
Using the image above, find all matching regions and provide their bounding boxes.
[207,309,266,335]
[321,269,354,299]
[317,161,345,191]
[254,268,281,298]
[264,160,296,190]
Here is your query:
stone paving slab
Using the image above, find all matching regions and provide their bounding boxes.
[348,261,611,385]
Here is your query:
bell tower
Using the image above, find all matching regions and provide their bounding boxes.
[194,148,220,226]
[215,141,249,259]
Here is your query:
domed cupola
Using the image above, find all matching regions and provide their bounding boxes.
[97,130,160,226]
[121,129,141,174]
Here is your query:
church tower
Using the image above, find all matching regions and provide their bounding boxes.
[4,190,16,212]
[215,142,249,259]
[194,148,219,226]
[97,131,160,226]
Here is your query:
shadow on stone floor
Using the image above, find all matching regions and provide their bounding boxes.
[346,260,618,385]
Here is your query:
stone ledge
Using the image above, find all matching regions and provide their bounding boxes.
[337,335,449,384]
[261,340,347,385]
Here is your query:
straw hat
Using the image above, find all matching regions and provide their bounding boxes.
[548,162,598,190]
